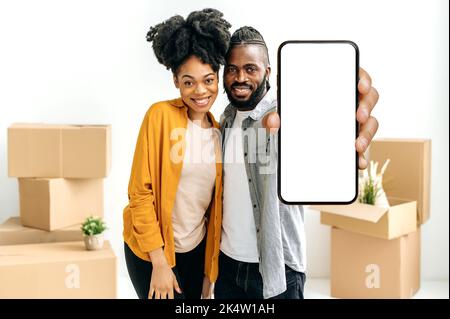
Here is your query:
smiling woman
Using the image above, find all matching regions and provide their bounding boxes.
[174,56,219,126]
[122,8,231,300]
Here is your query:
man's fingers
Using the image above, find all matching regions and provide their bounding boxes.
[356,116,379,153]
[262,112,280,134]
[357,87,379,124]
[358,153,368,170]
[154,291,161,299]
[358,67,372,95]
[168,289,174,300]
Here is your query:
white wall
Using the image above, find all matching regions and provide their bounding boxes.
[0,0,448,280]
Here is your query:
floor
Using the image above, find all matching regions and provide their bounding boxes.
[303,278,449,299]
[117,276,449,299]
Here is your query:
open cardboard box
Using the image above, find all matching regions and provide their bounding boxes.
[311,139,430,299]
[312,197,417,240]
[368,139,431,225]
[311,138,431,239]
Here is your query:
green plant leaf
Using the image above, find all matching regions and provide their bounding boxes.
[81,215,107,236]
[359,176,380,205]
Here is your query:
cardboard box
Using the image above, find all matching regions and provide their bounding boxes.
[0,217,83,245]
[19,178,103,231]
[312,197,417,240]
[0,241,116,298]
[368,139,431,225]
[330,227,420,299]
[8,123,111,178]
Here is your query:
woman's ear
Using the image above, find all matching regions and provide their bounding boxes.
[173,74,180,89]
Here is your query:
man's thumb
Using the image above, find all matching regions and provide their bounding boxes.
[262,112,280,134]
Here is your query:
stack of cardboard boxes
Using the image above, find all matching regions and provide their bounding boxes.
[312,139,431,298]
[0,124,116,298]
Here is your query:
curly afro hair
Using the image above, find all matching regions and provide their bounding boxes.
[146,8,231,74]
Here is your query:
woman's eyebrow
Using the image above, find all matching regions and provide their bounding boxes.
[181,73,215,79]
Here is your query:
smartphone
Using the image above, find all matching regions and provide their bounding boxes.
[277,41,359,205]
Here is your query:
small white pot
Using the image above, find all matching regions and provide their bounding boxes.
[84,233,104,250]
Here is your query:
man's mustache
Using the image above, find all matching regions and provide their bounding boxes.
[231,82,253,90]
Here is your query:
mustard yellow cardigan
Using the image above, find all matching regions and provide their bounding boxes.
[123,98,223,282]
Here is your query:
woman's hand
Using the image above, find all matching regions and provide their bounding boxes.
[148,248,182,299]
[201,276,214,299]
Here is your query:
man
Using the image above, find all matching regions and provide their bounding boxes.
[214,26,379,299]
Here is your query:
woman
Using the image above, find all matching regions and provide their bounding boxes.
[123,9,231,299]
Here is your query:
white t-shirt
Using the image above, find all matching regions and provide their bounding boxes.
[172,119,216,253]
[221,110,259,262]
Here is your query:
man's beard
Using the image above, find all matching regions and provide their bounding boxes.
[224,75,268,110]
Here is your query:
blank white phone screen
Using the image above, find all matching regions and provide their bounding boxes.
[278,41,358,204]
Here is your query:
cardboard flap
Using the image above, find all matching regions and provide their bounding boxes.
[368,139,431,224]
[10,123,66,129]
[10,123,110,129]
[310,203,388,223]
[0,241,113,266]
[0,217,21,230]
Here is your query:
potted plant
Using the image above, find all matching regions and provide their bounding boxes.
[81,216,107,250]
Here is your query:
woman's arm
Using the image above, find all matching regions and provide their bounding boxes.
[127,109,181,299]
[127,111,164,254]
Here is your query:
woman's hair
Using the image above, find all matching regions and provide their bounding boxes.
[146,8,231,74]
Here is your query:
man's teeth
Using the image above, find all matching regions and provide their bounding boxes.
[234,87,250,93]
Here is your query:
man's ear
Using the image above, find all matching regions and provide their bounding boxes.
[173,74,180,89]
[265,66,272,79]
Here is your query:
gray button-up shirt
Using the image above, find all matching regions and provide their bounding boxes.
[220,90,306,298]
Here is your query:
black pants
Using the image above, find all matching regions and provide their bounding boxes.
[214,251,306,299]
[124,239,205,299]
